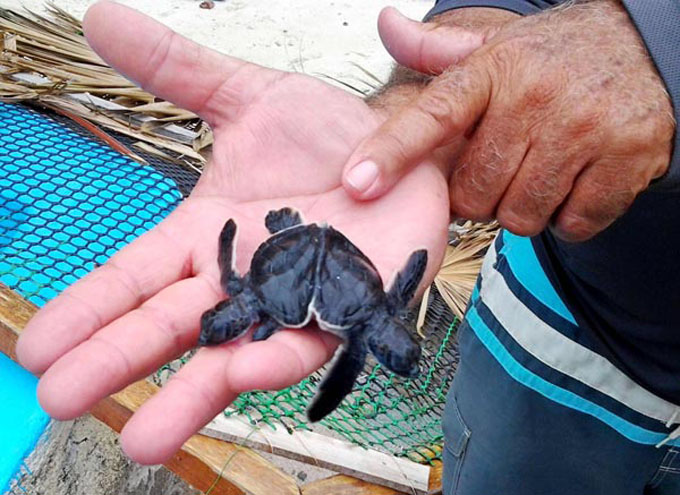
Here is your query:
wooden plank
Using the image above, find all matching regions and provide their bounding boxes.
[301,458,442,495]
[0,283,298,495]
[112,380,300,495]
[303,475,404,495]
[427,462,443,495]
[90,394,242,495]
[202,414,430,494]
[301,459,443,495]
[0,282,33,360]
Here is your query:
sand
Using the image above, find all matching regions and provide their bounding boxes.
[4,0,432,89]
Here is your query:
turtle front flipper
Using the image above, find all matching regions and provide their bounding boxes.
[199,295,257,346]
[218,219,245,295]
[387,249,428,308]
[265,207,303,234]
[366,317,421,378]
[307,336,367,422]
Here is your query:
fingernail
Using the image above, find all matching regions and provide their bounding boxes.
[346,160,379,193]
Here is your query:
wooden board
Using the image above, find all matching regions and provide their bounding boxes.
[0,283,33,361]
[427,462,443,495]
[100,380,299,495]
[202,414,430,494]
[303,475,404,495]
[300,462,443,495]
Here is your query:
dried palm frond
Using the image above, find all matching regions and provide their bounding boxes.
[417,221,499,335]
[0,3,208,170]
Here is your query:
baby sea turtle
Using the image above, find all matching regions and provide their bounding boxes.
[198,207,427,421]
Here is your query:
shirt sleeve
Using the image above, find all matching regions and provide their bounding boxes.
[620,0,680,191]
[423,0,561,21]
[424,0,680,190]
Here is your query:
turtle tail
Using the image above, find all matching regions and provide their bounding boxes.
[307,337,367,422]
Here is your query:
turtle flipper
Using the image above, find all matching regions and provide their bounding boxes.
[199,296,256,346]
[252,316,281,341]
[307,337,367,422]
[218,219,245,295]
[387,249,428,307]
[367,319,421,378]
[265,207,303,234]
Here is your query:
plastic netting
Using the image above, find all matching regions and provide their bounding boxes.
[0,102,184,305]
[1,101,460,464]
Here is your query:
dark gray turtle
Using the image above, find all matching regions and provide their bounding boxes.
[198,207,427,421]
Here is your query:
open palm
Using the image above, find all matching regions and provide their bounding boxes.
[16,1,449,464]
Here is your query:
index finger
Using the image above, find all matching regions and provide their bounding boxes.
[342,59,492,200]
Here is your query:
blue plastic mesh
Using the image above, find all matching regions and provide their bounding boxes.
[0,102,183,306]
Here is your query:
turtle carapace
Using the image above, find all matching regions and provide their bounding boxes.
[198,207,426,421]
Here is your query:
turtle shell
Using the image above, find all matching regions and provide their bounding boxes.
[249,224,385,329]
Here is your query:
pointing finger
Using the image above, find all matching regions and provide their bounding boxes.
[342,61,492,200]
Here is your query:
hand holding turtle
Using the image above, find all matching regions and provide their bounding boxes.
[15,1,449,465]
[343,1,675,242]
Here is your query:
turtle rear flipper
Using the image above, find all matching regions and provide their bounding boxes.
[265,207,303,234]
[307,337,367,422]
[387,249,428,308]
[218,219,245,295]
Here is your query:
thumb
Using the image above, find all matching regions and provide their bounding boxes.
[378,7,484,75]
[342,61,491,200]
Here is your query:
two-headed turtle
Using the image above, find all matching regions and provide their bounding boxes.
[198,207,427,421]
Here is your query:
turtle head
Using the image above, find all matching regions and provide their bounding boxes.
[366,316,421,379]
[198,296,255,346]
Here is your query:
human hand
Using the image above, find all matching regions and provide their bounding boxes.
[15,1,449,464]
[376,6,517,75]
[343,1,675,241]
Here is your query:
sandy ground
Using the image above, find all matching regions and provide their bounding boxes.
[3,0,433,492]
[10,417,201,495]
[4,0,432,90]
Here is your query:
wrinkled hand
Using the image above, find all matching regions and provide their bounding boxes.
[15,1,449,464]
[343,1,675,241]
[376,6,516,74]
